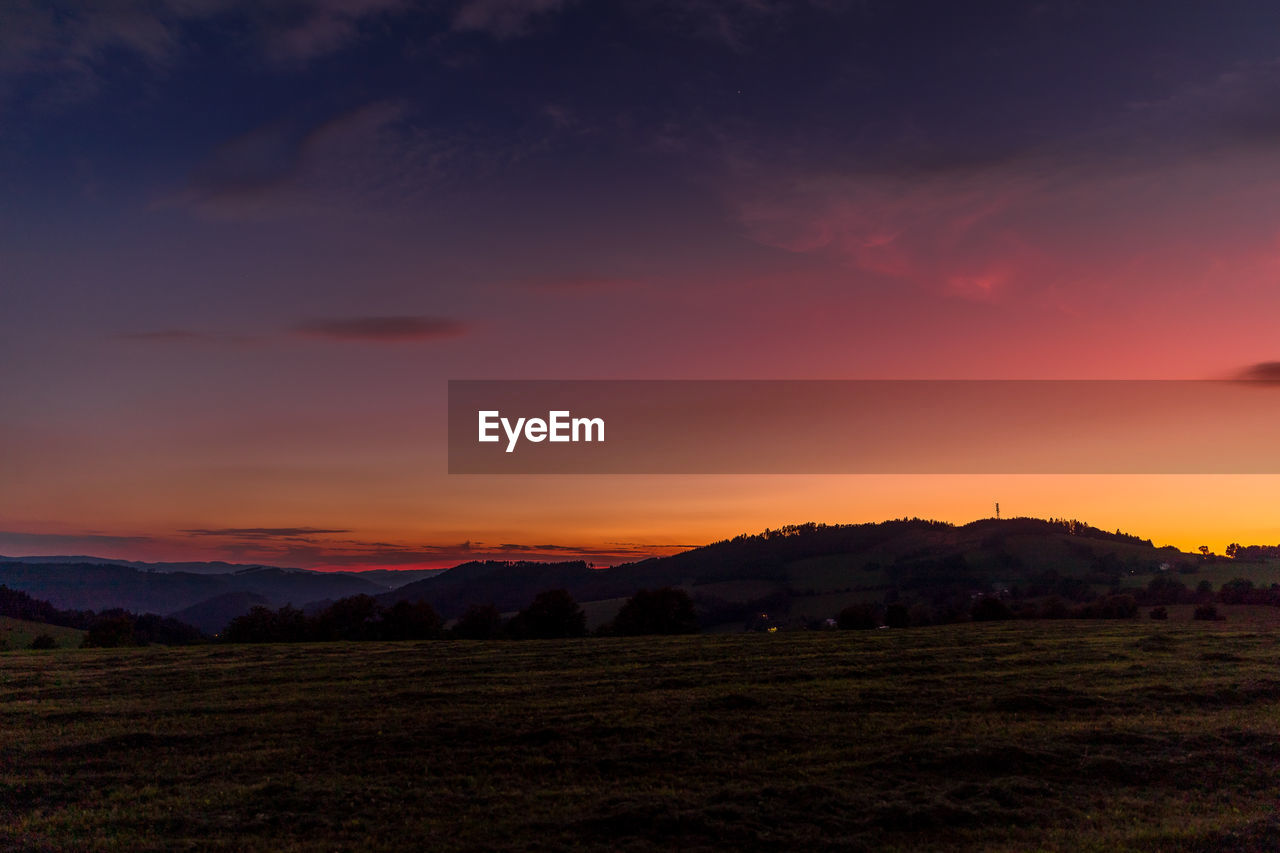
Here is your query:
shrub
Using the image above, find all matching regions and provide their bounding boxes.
[81,614,138,648]
[1193,603,1224,621]
[612,588,698,635]
[29,633,56,650]
[1077,594,1138,619]
[836,602,882,630]
[451,604,504,639]
[971,596,1013,622]
[508,589,586,639]
[1149,606,1168,621]
[884,603,911,628]
[381,600,443,640]
[1040,597,1070,619]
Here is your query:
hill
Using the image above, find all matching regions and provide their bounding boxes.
[169,591,274,635]
[0,616,84,650]
[379,517,1245,624]
[0,562,389,617]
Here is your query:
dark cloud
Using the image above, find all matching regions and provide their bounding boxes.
[181,527,350,539]
[295,315,467,342]
[0,0,410,96]
[452,0,568,39]
[1235,362,1280,383]
[0,531,156,551]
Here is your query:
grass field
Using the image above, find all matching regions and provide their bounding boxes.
[0,617,84,651]
[4,618,1280,851]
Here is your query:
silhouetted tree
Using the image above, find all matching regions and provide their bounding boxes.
[971,596,1013,622]
[381,599,443,640]
[1077,594,1138,619]
[1194,603,1224,621]
[314,595,383,641]
[508,589,586,639]
[451,603,504,639]
[837,602,882,630]
[224,605,309,643]
[1218,578,1255,605]
[82,613,137,648]
[132,613,204,645]
[29,633,56,649]
[884,603,910,628]
[611,588,698,635]
[1149,606,1168,620]
[1040,597,1070,619]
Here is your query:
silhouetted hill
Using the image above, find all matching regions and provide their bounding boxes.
[380,518,1201,623]
[169,591,273,635]
[0,555,303,574]
[382,561,597,618]
[0,563,388,615]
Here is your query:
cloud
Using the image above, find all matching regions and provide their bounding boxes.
[1235,362,1280,383]
[0,530,156,552]
[452,0,568,38]
[0,0,410,102]
[295,315,468,342]
[182,527,351,539]
[162,100,469,220]
[724,59,1280,304]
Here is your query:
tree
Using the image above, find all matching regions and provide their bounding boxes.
[1218,578,1255,605]
[1194,603,1224,621]
[29,633,56,649]
[224,605,309,643]
[970,596,1013,622]
[611,588,698,635]
[509,589,586,639]
[1149,606,1168,621]
[314,595,383,641]
[451,604,504,640]
[884,603,910,628]
[1146,575,1188,605]
[381,600,443,640]
[836,602,881,630]
[82,613,137,648]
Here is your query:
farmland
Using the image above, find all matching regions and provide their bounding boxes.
[4,617,1280,851]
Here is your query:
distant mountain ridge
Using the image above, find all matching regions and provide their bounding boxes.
[377,517,1212,624]
[0,555,443,586]
[4,517,1255,633]
[0,562,389,622]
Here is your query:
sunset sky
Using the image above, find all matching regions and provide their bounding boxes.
[4,1,1280,569]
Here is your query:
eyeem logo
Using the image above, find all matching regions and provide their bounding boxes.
[478,410,605,453]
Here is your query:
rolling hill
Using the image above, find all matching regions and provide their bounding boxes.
[379,517,1253,625]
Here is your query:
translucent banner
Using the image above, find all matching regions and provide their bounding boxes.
[447,380,1280,474]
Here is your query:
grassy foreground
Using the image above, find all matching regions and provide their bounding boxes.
[4,621,1280,851]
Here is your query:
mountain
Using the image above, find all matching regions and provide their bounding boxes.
[0,562,389,616]
[379,560,598,617]
[169,591,273,635]
[0,555,303,574]
[378,517,1211,624]
[345,569,446,588]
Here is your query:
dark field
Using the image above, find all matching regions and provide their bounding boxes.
[5,621,1280,851]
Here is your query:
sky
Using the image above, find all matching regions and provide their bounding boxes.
[4,0,1280,569]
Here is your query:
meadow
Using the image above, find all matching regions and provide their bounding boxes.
[4,617,1280,851]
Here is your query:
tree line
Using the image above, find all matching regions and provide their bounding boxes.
[223,586,699,644]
